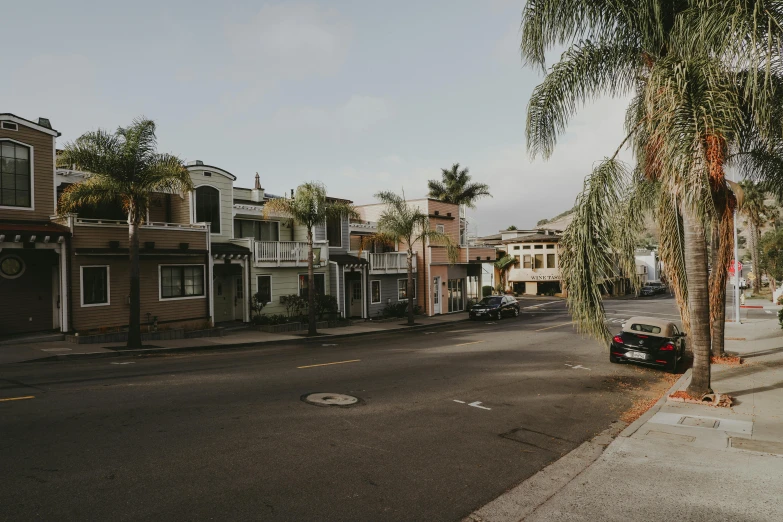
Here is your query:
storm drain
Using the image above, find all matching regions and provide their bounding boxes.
[302,393,360,408]
[679,416,720,429]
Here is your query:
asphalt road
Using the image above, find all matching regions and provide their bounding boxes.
[0,296,680,522]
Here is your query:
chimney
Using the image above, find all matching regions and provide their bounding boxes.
[254,172,261,190]
[251,172,265,202]
[37,117,52,129]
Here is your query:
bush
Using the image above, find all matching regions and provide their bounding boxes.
[778,308,783,329]
[381,301,422,318]
[250,293,266,320]
[313,294,339,320]
[252,314,291,326]
[482,285,493,297]
[777,294,783,306]
[280,294,306,318]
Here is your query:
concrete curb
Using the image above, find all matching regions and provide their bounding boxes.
[463,368,694,522]
[21,317,472,363]
[619,368,692,438]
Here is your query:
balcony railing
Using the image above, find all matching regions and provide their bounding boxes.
[254,240,329,267]
[362,251,416,273]
[72,217,208,231]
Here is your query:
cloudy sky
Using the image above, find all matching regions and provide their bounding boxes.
[6,0,629,235]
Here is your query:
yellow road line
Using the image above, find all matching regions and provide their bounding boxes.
[0,395,35,402]
[454,341,485,347]
[534,322,574,332]
[297,359,361,369]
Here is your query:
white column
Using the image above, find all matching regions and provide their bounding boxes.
[361,267,367,319]
[243,257,250,323]
[58,243,69,332]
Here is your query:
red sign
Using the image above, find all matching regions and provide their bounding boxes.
[729,260,743,276]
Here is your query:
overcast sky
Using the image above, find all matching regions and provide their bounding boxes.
[6,0,629,236]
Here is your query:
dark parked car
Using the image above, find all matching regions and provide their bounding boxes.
[647,282,667,294]
[610,316,685,373]
[469,295,520,320]
[640,285,656,297]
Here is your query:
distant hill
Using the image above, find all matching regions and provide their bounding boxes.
[535,207,660,248]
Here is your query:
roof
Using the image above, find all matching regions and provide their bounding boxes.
[330,254,369,267]
[501,233,561,244]
[0,221,71,238]
[0,113,61,137]
[185,163,237,181]
[621,316,676,337]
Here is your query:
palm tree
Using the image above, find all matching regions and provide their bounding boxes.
[494,255,515,293]
[58,118,193,348]
[427,164,491,208]
[521,1,783,397]
[374,191,457,325]
[739,180,769,293]
[264,183,357,336]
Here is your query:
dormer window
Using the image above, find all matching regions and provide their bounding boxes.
[1,122,18,131]
[0,141,31,208]
[203,171,212,177]
[195,185,220,233]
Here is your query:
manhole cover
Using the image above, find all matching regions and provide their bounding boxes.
[302,393,360,407]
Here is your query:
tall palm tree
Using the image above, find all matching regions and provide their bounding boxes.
[427,164,491,208]
[521,0,783,397]
[264,183,357,336]
[494,255,515,293]
[739,180,769,293]
[58,118,193,348]
[374,191,457,325]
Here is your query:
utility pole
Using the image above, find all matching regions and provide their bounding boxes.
[733,172,741,324]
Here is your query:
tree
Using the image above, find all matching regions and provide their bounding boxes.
[760,229,783,292]
[427,164,491,208]
[374,191,456,325]
[58,118,192,348]
[494,255,515,293]
[506,225,518,231]
[264,183,357,336]
[521,1,783,396]
[739,180,769,293]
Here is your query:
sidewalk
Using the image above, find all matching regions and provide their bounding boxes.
[467,312,783,522]
[0,313,470,365]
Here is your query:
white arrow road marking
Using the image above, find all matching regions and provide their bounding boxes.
[565,364,591,370]
[766,310,773,314]
[453,400,466,404]
[469,401,491,410]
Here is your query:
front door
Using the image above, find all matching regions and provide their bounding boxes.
[214,273,234,322]
[433,276,441,314]
[349,281,363,317]
[233,275,244,321]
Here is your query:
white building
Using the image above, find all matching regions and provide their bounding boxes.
[634,249,661,283]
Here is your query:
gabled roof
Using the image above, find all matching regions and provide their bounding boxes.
[0,113,60,137]
[185,162,237,181]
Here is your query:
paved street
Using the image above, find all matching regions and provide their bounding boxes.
[0,297,679,522]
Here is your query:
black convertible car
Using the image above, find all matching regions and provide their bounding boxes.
[469,295,520,320]
[610,316,686,373]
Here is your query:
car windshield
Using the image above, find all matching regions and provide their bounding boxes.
[478,297,502,306]
[630,323,662,334]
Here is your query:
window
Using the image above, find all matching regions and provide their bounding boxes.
[534,254,544,269]
[514,255,521,268]
[534,244,544,249]
[327,215,342,247]
[81,266,109,306]
[513,245,520,250]
[522,245,531,249]
[195,186,220,233]
[547,253,556,268]
[1,122,18,131]
[371,280,381,304]
[523,255,532,269]
[436,224,445,234]
[299,273,325,298]
[398,278,417,300]
[0,141,31,208]
[257,275,272,303]
[160,265,205,299]
[234,219,279,241]
[0,254,25,279]
[546,244,555,249]
[203,171,212,177]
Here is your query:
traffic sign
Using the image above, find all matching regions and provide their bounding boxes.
[729,260,743,276]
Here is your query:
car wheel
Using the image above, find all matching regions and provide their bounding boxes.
[666,355,678,374]
[610,353,619,364]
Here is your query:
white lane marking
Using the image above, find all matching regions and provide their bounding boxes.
[41,348,72,352]
[604,309,681,318]
[485,322,497,325]
[766,310,773,314]
[110,362,135,365]
[469,401,491,410]
[453,400,466,404]
[321,343,338,346]
[565,363,590,370]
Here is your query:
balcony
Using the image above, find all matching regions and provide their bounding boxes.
[359,251,416,274]
[253,240,329,267]
[429,245,496,264]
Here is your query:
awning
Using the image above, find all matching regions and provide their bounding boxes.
[212,242,251,259]
[331,254,369,269]
[0,221,71,244]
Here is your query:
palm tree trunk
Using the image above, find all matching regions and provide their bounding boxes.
[683,205,712,397]
[407,250,415,325]
[709,216,727,358]
[307,228,317,336]
[127,214,142,348]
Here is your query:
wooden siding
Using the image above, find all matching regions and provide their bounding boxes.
[0,123,56,221]
[70,255,209,331]
[188,168,234,242]
[247,266,329,316]
[0,249,57,334]
[71,225,208,250]
[367,274,403,318]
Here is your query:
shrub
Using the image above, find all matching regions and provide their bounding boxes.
[777,294,783,306]
[250,293,266,320]
[313,294,339,320]
[779,308,783,329]
[381,301,422,318]
[482,285,493,297]
[280,294,306,318]
[253,314,291,326]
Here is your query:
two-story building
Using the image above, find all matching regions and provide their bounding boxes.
[354,199,495,316]
[501,230,562,296]
[0,114,70,336]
